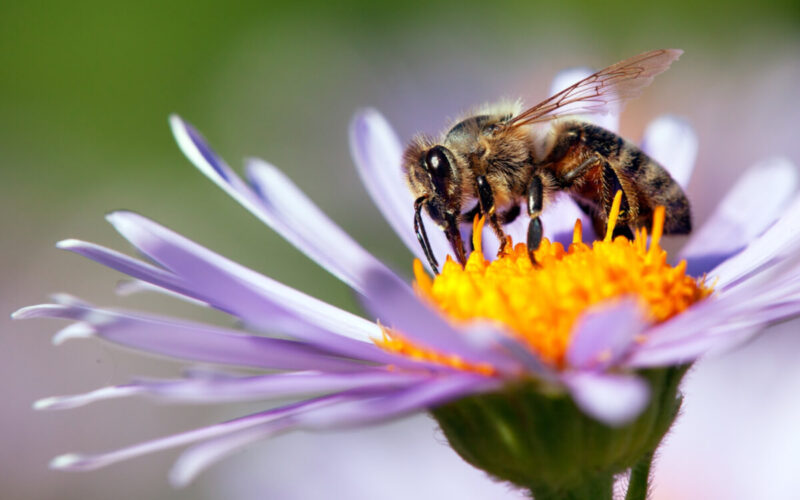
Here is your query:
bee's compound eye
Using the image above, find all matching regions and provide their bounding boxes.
[425,146,451,178]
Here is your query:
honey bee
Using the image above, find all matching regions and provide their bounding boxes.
[403,49,691,274]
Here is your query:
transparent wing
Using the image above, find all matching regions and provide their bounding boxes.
[508,49,683,127]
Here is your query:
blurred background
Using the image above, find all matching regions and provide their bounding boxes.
[3,1,800,499]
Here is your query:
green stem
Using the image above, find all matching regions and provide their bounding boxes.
[625,451,655,500]
[529,474,614,500]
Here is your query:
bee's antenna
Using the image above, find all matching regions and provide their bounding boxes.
[414,197,440,275]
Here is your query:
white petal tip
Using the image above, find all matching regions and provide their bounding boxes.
[10,306,37,320]
[50,454,86,471]
[168,114,186,134]
[49,294,89,307]
[53,323,95,345]
[33,397,61,410]
[55,239,82,250]
[168,469,193,489]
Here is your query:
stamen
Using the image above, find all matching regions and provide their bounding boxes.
[572,218,583,245]
[413,259,433,295]
[472,214,484,254]
[649,206,665,253]
[604,190,624,242]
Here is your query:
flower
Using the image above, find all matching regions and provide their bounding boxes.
[14,65,800,496]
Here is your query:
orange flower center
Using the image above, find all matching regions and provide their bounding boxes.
[377,193,711,372]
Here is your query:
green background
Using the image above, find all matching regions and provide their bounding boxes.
[3,1,799,499]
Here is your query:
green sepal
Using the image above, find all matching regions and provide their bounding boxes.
[431,366,687,498]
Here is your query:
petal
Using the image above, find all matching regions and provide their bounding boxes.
[169,418,294,487]
[640,115,698,189]
[59,232,380,356]
[115,279,210,307]
[708,189,800,289]
[626,325,760,368]
[566,299,646,370]
[349,109,451,270]
[56,239,195,298]
[292,373,498,428]
[244,158,394,294]
[49,396,342,472]
[169,373,496,486]
[170,115,389,294]
[627,257,800,367]
[105,211,385,352]
[682,158,799,277]
[549,67,620,132]
[361,268,524,374]
[14,303,373,371]
[541,196,595,246]
[35,370,427,409]
[562,372,650,426]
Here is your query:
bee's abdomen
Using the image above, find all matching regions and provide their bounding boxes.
[546,121,691,235]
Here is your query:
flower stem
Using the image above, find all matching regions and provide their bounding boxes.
[624,451,654,500]
[528,474,614,500]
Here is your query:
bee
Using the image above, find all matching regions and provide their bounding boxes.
[403,49,691,274]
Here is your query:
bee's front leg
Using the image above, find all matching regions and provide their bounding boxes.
[475,175,508,255]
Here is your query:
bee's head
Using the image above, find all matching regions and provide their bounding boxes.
[403,138,466,269]
[402,139,463,225]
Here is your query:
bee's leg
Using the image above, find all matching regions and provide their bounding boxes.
[601,163,635,240]
[560,155,603,187]
[476,175,509,255]
[444,213,467,266]
[499,204,521,224]
[526,174,544,265]
[414,197,440,275]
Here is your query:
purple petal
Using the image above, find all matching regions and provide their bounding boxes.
[244,158,398,294]
[293,373,498,428]
[169,417,295,487]
[640,115,697,189]
[59,231,381,358]
[562,372,650,426]
[56,239,198,299]
[549,67,620,132]
[709,190,800,289]
[35,370,427,409]
[49,396,342,472]
[626,325,760,368]
[104,211,385,350]
[169,373,497,486]
[349,109,451,270]
[682,158,799,277]
[566,299,646,371]
[171,115,395,294]
[115,279,210,307]
[13,303,371,372]
[541,195,595,246]
[169,115,244,187]
[360,268,524,374]
[627,257,800,367]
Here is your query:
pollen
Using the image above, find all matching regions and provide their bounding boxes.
[377,192,711,370]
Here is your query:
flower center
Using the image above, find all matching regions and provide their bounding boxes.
[378,193,711,371]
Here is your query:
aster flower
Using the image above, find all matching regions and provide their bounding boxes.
[15,66,800,498]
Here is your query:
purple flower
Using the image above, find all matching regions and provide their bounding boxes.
[14,66,800,491]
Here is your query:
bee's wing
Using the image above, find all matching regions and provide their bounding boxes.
[507,49,682,127]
